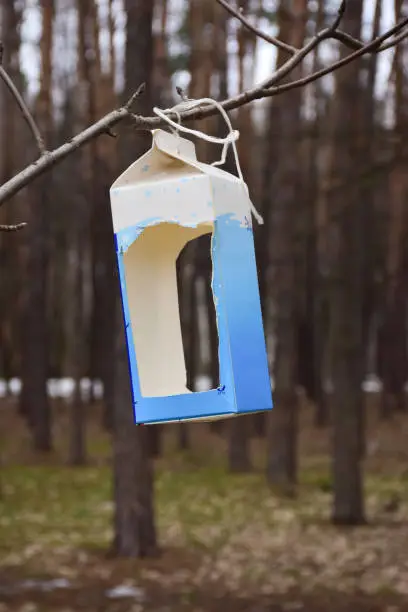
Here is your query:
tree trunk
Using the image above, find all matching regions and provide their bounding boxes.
[228,415,252,473]
[378,0,408,420]
[0,1,22,390]
[266,0,307,493]
[112,305,157,557]
[111,0,157,558]
[68,205,87,466]
[79,0,117,427]
[147,426,162,458]
[305,0,328,429]
[329,2,366,525]
[69,385,86,466]
[20,0,54,452]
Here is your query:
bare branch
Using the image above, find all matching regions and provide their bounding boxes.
[0,83,147,206]
[218,0,406,58]
[0,42,46,156]
[124,82,146,111]
[0,105,131,205]
[241,1,354,92]
[378,28,408,51]
[331,0,346,31]
[0,222,27,232]
[159,14,407,125]
[271,17,408,95]
[331,25,408,52]
[215,0,296,56]
[0,5,407,211]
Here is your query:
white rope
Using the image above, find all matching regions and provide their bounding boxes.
[153,97,264,225]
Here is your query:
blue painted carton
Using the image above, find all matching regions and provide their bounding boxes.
[109,129,272,424]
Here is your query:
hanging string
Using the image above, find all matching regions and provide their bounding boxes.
[153,97,264,225]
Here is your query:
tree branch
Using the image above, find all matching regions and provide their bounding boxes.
[159,13,408,122]
[0,105,130,206]
[0,0,407,221]
[215,0,297,55]
[124,82,146,110]
[217,0,406,57]
[329,25,408,52]
[0,43,46,156]
[0,84,146,212]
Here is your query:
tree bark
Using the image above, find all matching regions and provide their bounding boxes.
[228,415,252,473]
[266,0,307,493]
[176,245,195,450]
[329,2,366,525]
[0,1,22,388]
[112,305,157,557]
[378,0,408,420]
[20,0,54,452]
[111,0,157,558]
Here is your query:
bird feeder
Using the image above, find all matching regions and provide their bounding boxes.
[109,128,272,424]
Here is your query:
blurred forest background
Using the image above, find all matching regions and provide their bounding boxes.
[1,0,408,611]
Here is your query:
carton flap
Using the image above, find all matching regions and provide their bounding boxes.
[153,129,197,161]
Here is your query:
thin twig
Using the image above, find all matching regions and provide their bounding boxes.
[0,84,147,205]
[261,16,408,95]
[172,14,408,121]
[0,106,130,205]
[331,27,408,52]
[0,66,46,155]
[255,2,353,90]
[379,28,408,51]
[124,82,146,111]
[219,0,406,58]
[0,222,27,232]
[215,0,296,55]
[0,43,46,155]
[331,0,346,31]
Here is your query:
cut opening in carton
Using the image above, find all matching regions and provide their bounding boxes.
[123,222,219,398]
[176,233,220,393]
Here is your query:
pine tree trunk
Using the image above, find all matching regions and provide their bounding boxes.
[228,415,252,473]
[111,0,157,558]
[330,2,366,525]
[112,307,157,557]
[379,0,408,420]
[68,222,87,466]
[69,387,86,466]
[20,0,54,452]
[0,1,22,390]
[265,0,307,493]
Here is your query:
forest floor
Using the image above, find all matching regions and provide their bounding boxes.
[1,397,408,611]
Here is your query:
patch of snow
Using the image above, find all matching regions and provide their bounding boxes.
[0,373,404,403]
[58,377,75,398]
[194,375,211,392]
[20,578,71,592]
[93,379,104,399]
[8,378,22,395]
[106,585,145,601]
[363,374,383,393]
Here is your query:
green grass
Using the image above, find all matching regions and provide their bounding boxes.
[1,455,408,600]
[0,466,112,552]
[1,457,407,559]
[2,405,408,603]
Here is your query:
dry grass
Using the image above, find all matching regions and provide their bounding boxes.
[1,397,408,611]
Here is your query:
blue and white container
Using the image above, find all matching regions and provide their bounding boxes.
[110,129,272,424]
